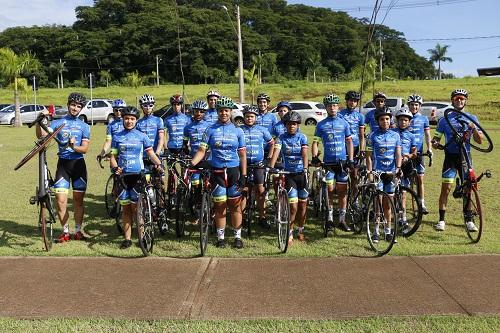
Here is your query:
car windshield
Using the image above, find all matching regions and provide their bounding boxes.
[1,105,15,112]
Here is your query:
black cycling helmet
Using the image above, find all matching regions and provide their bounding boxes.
[170,94,184,105]
[256,93,271,102]
[283,111,301,124]
[121,106,140,119]
[345,90,361,101]
[373,91,387,101]
[67,92,87,106]
[451,89,468,99]
[374,107,392,120]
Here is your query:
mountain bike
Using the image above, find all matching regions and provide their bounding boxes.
[14,114,65,251]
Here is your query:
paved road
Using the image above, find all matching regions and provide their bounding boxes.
[0,254,498,319]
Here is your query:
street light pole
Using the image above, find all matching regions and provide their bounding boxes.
[156,55,161,86]
[222,5,245,103]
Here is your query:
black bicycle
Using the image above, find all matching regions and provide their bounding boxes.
[14,114,65,251]
[393,175,423,238]
[99,158,123,234]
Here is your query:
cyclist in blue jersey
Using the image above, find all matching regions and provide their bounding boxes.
[364,91,393,133]
[432,89,484,232]
[36,92,90,243]
[110,107,163,249]
[204,90,220,124]
[136,94,165,156]
[164,94,191,155]
[269,111,309,244]
[311,94,354,232]
[407,94,432,214]
[191,96,247,249]
[366,108,402,243]
[339,90,365,200]
[97,99,126,161]
[256,93,278,157]
[240,105,274,229]
[271,101,291,139]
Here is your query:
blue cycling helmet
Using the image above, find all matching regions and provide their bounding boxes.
[112,99,127,109]
[276,101,292,111]
[192,100,208,110]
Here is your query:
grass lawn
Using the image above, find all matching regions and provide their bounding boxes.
[0,119,499,258]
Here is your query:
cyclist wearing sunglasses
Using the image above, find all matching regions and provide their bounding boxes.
[164,94,191,155]
[136,94,165,156]
[97,99,126,161]
[432,89,484,232]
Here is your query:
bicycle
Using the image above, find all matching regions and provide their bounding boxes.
[193,166,217,256]
[98,157,123,234]
[267,168,291,253]
[402,150,433,212]
[393,175,423,238]
[14,114,65,251]
[435,109,493,243]
[242,163,266,237]
[346,165,371,234]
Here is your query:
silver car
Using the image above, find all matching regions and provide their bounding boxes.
[419,101,452,125]
[0,104,48,125]
[271,101,327,126]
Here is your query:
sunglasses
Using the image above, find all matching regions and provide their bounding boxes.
[453,96,467,102]
[113,108,124,112]
[193,109,206,113]
[142,103,155,108]
[409,103,420,106]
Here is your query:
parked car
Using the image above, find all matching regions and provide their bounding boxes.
[0,103,11,111]
[0,104,48,125]
[271,101,327,126]
[77,99,114,124]
[51,106,68,120]
[361,97,406,114]
[419,101,452,125]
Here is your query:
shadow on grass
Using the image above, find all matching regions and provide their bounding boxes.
[0,219,44,251]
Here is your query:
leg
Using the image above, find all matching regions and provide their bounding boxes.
[73,191,85,228]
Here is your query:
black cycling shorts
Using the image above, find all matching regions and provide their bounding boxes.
[442,152,463,183]
[53,158,88,193]
[248,164,266,185]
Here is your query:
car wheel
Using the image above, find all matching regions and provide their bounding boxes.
[234,117,244,126]
[78,115,88,123]
[10,118,14,125]
[305,118,317,126]
[106,114,115,124]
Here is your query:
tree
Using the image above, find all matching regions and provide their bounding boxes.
[0,47,40,127]
[428,43,452,80]
[99,69,112,87]
[123,71,143,88]
[236,65,259,103]
[307,53,322,83]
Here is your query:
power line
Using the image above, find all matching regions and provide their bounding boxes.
[335,0,478,13]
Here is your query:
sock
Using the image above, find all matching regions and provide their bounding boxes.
[439,209,446,221]
[234,228,241,239]
[75,224,81,233]
[298,227,304,234]
[421,199,426,207]
[384,227,391,234]
[217,228,225,240]
[339,209,346,223]
[63,224,69,234]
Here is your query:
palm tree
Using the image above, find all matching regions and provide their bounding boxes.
[0,47,40,127]
[251,53,263,84]
[99,69,112,87]
[307,53,322,83]
[428,43,452,80]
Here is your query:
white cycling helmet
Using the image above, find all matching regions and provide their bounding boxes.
[395,107,413,119]
[139,94,155,105]
[407,94,423,104]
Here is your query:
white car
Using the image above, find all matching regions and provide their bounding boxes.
[230,102,249,126]
[0,104,48,125]
[271,101,327,126]
[419,101,452,125]
[77,99,114,124]
[361,97,406,114]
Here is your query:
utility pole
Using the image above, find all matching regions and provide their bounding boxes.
[89,73,94,126]
[156,55,161,86]
[33,75,37,109]
[236,5,244,103]
[258,50,262,84]
[379,38,383,82]
[59,58,64,89]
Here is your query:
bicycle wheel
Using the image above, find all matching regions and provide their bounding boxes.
[463,186,483,243]
[347,188,365,234]
[39,195,56,251]
[366,190,397,256]
[105,174,120,218]
[322,183,330,237]
[276,188,291,253]
[244,186,255,237]
[14,124,65,171]
[398,185,423,238]
[114,204,123,234]
[175,186,187,238]
[199,191,211,256]
[310,170,321,217]
[444,109,493,153]
[136,193,154,256]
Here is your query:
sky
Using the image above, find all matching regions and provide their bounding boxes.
[0,0,498,77]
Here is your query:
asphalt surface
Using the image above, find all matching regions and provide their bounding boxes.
[0,254,498,319]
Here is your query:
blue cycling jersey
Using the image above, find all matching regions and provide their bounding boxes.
[435,110,479,154]
[204,108,218,124]
[313,116,351,163]
[256,112,278,133]
[183,119,211,157]
[394,128,416,156]
[111,129,153,174]
[339,108,365,147]
[200,121,246,168]
[409,112,430,152]
[106,118,123,140]
[275,132,308,173]
[49,115,90,160]
[241,124,273,165]
[136,114,164,151]
[164,112,191,149]
[271,120,301,138]
[367,129,401,172]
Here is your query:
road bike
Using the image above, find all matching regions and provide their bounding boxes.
[267,168,291,253]
[393,175,423,238]
[241,163,267,237]
[98,157,123,234]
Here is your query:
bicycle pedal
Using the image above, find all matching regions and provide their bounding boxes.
[29,196,37,205]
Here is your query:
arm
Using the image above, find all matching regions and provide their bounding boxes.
[266,139,275,160]
[301,146,309,170]
[395,146,402,169]
[311,140,319,158]
[69,139,89,154]
[238,148,247,177]
[358,126,366,153]
[269,145,281,168]
[366,151,372,171]
[191,147,206,166]
[156,130,165,155]
[346,137,354,161]
[99,139,112,156]
[424,128,432,152]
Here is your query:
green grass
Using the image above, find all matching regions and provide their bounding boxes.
[0,119,499,258]
[0,316,499,333]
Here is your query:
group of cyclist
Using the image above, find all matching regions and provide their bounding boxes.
[35,86,483,250]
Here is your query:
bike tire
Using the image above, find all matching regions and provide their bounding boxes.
[311,170,321,217]
[105,174,120,218]
[39,196,55,251]
[443,109,493,153]
[244,187,255,237]
[114,204,123,234]
[347,189,365,234]
[398,185,423,238]
[463,186,483,243]
[276,188,291,253]
[366,190,397,256]
[322,183,330,238]
[137,193,154,256]
[14,124,65,171]
[199,191,211,256]
[175,186,187,238]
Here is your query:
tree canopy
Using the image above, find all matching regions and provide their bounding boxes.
[0,0,435,87]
